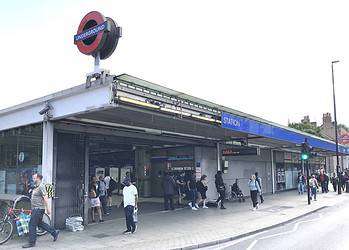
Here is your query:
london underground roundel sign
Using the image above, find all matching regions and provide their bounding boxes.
[74,11,121,60]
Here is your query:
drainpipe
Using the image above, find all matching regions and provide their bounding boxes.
[271,149,275,194]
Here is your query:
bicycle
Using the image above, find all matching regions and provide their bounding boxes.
[0,208,51,245]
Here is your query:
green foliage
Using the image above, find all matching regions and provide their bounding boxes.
[288,122,324,138]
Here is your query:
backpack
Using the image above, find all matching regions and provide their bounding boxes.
[109,178,117,192]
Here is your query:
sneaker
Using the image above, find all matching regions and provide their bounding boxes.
[53,230,60,242]
[203,205,209,209]
[131,227,136,234]
[195,204,199,209]
[188,202,192,207]
[256,204,259,209]
[123,230,132,235]
[191,207,198,211]
[22,243,35,248]
[220,206,226,210]
[252,207,257,211]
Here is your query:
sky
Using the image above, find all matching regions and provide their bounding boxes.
[0,0,348,127]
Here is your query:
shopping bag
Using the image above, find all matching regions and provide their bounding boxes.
[133,208,138,223]
[16,212,31,236]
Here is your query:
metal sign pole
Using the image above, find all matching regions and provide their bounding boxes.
[306,159,311,205]
[94,52,100,73]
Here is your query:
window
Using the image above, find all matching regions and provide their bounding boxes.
[0,124,42,195]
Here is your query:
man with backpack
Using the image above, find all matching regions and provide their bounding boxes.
[98,176,109,215]
[108,176,117,206]
[255,172,264,203]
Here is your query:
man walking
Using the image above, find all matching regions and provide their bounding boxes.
[122,178,138,234]
[162,171,176,210]
[255,172,264,203]
[98,176,109,215]
[22,173,59,248]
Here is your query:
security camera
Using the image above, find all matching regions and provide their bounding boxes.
[39,106,51,115]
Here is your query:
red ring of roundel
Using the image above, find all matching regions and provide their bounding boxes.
[76,11,106,55]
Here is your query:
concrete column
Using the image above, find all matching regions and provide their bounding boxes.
[217,142,221,171]
[41,121,54,218]
[271,149,275,194]
[135,147,151,197]
[42,121,54,184]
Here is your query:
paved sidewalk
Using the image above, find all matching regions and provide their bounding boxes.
[2,191,349,250]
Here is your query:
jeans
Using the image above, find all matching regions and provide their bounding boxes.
[298,183,304,194]
[311,187,317,200]
[250,190,258,208]
[124,205,135,231]
[164,194,174,210]
[29,208,56,244]
[189,189,197,207]
[99,195,108,214]
[216,189,225,207]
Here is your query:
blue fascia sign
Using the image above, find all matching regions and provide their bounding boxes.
[221,112,349,154]
[74,21,108,42]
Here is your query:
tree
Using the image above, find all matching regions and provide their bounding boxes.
[288,122,324,138]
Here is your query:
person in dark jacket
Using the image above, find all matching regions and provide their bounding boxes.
[197,175,208,208]
[330,173,338,192]
[215,171,226,209]
[162,171,176,210]
[255,172,264,203]
[187,171,199,210]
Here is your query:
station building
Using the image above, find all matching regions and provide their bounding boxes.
[0,73,348,228]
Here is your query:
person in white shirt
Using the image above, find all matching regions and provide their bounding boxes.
[104,175,111,207]
[122,178,138,234]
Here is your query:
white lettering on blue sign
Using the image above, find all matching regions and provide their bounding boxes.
[74,21,107,42]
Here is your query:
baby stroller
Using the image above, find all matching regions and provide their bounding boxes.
[230,182,245,202]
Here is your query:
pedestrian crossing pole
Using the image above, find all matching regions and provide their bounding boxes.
[305,160,311,205]
[301,139,311,205]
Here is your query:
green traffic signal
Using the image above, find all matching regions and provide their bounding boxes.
[301,153,309,160]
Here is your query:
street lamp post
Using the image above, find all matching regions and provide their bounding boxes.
[331,60,341,195]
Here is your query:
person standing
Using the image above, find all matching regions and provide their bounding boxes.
[197,175,208,208]
[89,183,103,223]
[98,176,109,215]
[318,169,329,193]
[187,171,199,210]
[297,172,306,195]
[104,175,111,207]
[309,175,319,201]
[255,172,264,203]
[22,174,59,248]
[248,174,261,211]
[175,172,186,205]
[162,171,176,210]
[215,171,226,209]
[330,173,338,192]
[122,178,138,234]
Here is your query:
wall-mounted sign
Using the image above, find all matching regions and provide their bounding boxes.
[18,152,25,163]
[74,11,122,60]
[222,147,259,156]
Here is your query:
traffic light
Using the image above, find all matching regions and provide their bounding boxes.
[301,140,312,161]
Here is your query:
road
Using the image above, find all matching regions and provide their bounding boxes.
[202,200,349,250]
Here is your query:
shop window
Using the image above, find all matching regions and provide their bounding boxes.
[0,124,42,195]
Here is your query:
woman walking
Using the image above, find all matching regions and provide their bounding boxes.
[215,171,226,209]
[197,175,208,208]
[248,174,261,211]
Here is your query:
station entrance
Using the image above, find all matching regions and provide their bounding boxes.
[53,123,211,228]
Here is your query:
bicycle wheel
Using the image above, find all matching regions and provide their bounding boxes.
[36,213,51,236]
[0,220,13,245]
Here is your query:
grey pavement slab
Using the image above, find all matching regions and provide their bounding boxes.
[1,191,349,250]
